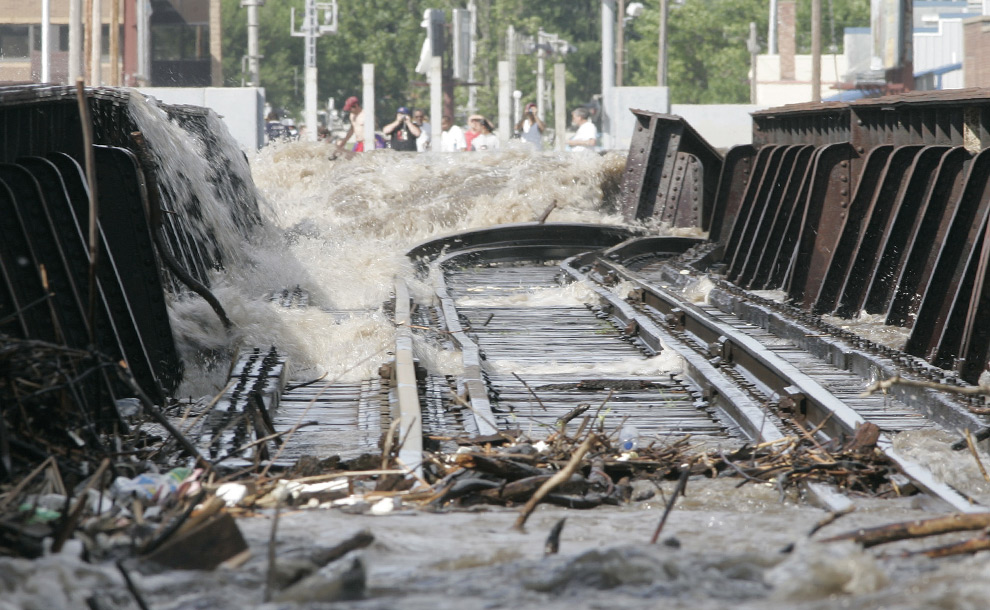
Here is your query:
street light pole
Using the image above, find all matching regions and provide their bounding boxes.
[537,29,546,120]
[41,0,51,83]
[602,0,616,149]
[811,0,821,101]
[243,0,264,87]
[658,0,669,86]
[616,0,624,87]
[291,0,337,141]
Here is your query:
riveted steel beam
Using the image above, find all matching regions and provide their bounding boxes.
[708,144,755,244]
[833,145,925,318]
[784,143,857,308]
[906,148,990,365]
[619,111,722,228]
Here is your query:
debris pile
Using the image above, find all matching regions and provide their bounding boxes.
[0,334,982,609]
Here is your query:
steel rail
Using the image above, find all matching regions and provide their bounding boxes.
[413,223,637,437]
[393,279,425,476]
[425,229,862,512]
[566,249,984,513]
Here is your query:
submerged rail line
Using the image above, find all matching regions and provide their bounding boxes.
[204,222,990,514]
[4,85,990,517]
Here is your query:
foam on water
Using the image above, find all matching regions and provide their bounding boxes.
[822,309,912,351]
[454,278,601,308]
[489,352,683,377]
[156,136,632,396]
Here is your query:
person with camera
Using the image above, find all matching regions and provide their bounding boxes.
[383,106,421,151]
[514,102,545,151]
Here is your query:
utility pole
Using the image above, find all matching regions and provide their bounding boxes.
[534,30,571,122]
[209,0,222,86]
[41,0,51,83]
[811,0,821,101]
[747,22,760,104]
[658,0,669,86]
[554,63,566,151]
[506,25,517,110]
[537,29,547,120]
[110,0,120,86]
[769,0,778,54]
[243,0,264,86]
[467,0,477,115]
[69,0,82,82]
[616,0,624,87]
[90,0,102,85]
[602,0,616,149]
[291,0,337,141]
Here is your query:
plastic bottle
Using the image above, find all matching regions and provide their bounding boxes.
[618,425,640,452]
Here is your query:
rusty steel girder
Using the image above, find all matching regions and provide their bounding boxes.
[0,84,263,405]
[717,89,990,384]
[619,110,723,229]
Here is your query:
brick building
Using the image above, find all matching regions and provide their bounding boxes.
[964,15,990,87]
[0,0,220,87]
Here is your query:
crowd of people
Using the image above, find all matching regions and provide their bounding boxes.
[332,95,598,154]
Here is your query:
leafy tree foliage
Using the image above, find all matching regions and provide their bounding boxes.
[219,0,869,120]
[622,0,766,104]
[220,0,602,127]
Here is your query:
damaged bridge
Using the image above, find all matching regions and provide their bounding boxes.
[621,89,990,385]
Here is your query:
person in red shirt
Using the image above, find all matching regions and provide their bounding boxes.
[464,114,483,152]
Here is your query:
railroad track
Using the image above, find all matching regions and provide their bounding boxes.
[417,224,989,512]
[204,223,989,513]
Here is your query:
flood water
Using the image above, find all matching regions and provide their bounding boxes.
[6,99,990,609]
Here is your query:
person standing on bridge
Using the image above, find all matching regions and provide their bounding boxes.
[515,102,545,151]
[567,106,597,152]
[413,109,431,151]
[337,96,366,152]
[383,106,421,151]
[440,115,466,152]
[470,116,499,151]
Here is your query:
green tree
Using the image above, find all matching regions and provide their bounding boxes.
[624,0,768,104]
[796,0,870,54]
[220,1,868,121]
[221,1,604,126]
[622,0,869,104]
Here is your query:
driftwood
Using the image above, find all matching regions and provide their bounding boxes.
[822,513,990,548]
[913,535,990,558]
[514,434,598,530]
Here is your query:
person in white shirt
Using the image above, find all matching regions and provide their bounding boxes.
[470,116,499,151]
[440,115,466,152]
[567,106,597,152]
[413,109,431,151]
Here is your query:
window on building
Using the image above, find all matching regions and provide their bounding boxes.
[0,25,31,60]
[32,26,73,53]
[58,25,69,52]
[152,24,209,61]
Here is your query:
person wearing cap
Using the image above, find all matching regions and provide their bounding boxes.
[514,102,545,151]
[464,114,483,152]
[469,115,499,151]
[383,106,421,151]
[337,96,366,152]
